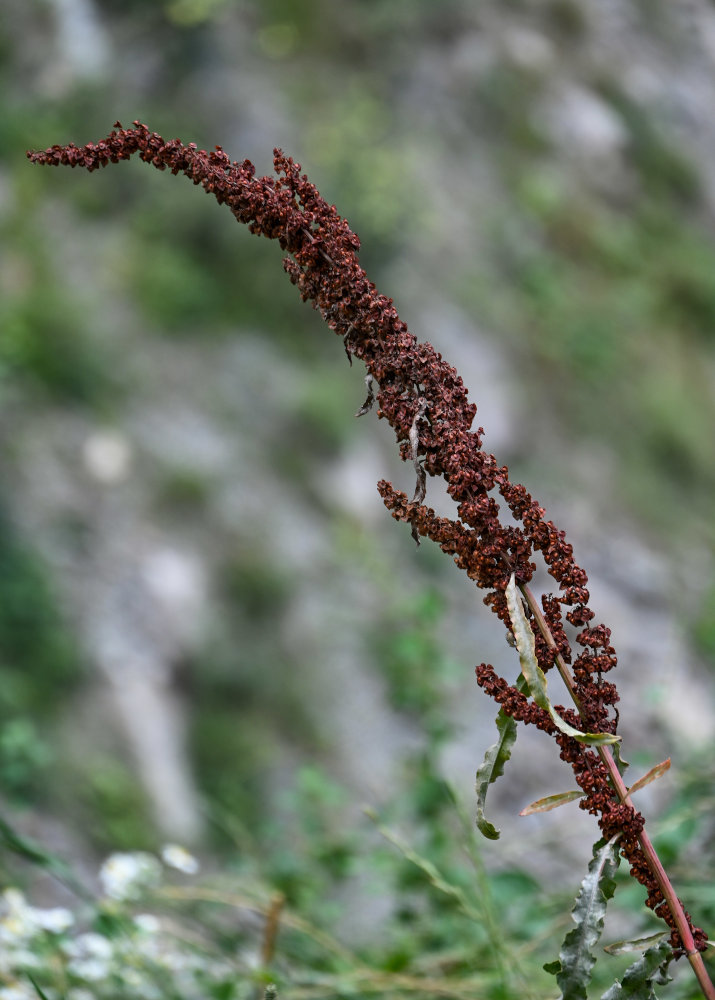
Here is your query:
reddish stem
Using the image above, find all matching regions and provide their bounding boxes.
[520,582,715,1000]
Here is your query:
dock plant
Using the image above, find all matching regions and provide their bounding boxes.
[27,122,714,1000]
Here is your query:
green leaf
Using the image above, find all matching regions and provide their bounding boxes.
[626,759,670,798]
[520,790,583,815]
[611,741,630,775]
[601,940,672,1000]
[505,575,621,746]
[475,705,518,840]
[549,836,621,1000]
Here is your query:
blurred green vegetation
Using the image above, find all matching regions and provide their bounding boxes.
[455,62,715,544]
[1,728,713,997]
[0,505,83,803]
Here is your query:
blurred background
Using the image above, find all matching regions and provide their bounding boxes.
[1,0,715,978]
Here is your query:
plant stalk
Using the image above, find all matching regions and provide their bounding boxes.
[519,582,715,1000]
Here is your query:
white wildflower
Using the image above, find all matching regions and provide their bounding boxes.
[0,982,36,1000]
[30,905,74,934]
[64,932,113,981]
[99,852,162,901]
[0,889,74,941]
[133,913,160,934]
[0,890,34,945]
[160,844,199,874]
[64,932,113,960]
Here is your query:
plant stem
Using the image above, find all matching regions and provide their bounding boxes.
[519,582,715,1000]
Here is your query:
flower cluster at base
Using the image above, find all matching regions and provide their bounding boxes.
[28,122,708,956]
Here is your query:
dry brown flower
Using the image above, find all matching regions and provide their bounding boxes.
[28,122,709,960]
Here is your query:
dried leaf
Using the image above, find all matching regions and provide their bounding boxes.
[343,324,354,365]
[627,759,670,798]
[604,932,668,957]
[355,374,374,417]
[520,790,583,816]
[409,397,428,503]
[412,462,426,504]
[505,575,621,747]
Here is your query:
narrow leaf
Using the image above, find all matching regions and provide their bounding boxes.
[626,759,670,798]
[0,814,88,900]
[604,932,668,957]
[475,707,517,840]
[611,741,630,776]
[551,836,621,1000]
[520,790,583,816]
[505,575,621,747]
[600,940,672,1000]
[28,978,56,1000]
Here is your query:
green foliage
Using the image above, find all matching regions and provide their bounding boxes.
[467,135,715,549]
[0,719,51,801]
[0,509,83,803]
[0,284,113,405]
[505,575,620,746]
[693,576,715,666]
[370,585,459,720]
[601,941,672,1000]
[154,466,214,515]
[0,519,79,702]
[77,756,155,851]
[548,836,621,1000]
[475,703,517,840]
[596,82,700,204]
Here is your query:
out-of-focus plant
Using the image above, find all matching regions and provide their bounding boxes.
[24,122,715,999]
[0,806,571,1000]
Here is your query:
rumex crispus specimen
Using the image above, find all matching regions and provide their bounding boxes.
[28,122,714,999]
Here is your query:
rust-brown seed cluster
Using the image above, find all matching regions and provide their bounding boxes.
[28,122,707,954]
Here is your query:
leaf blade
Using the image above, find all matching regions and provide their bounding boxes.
[550,836,621,1000]
[505,575,621,747]
[520,790,583,816]
[604,932,668,957]
[475,707,517,840]
[627,759,671,798]
[600,940,672,1000]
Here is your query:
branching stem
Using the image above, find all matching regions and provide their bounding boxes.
[519,581,715,1000]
